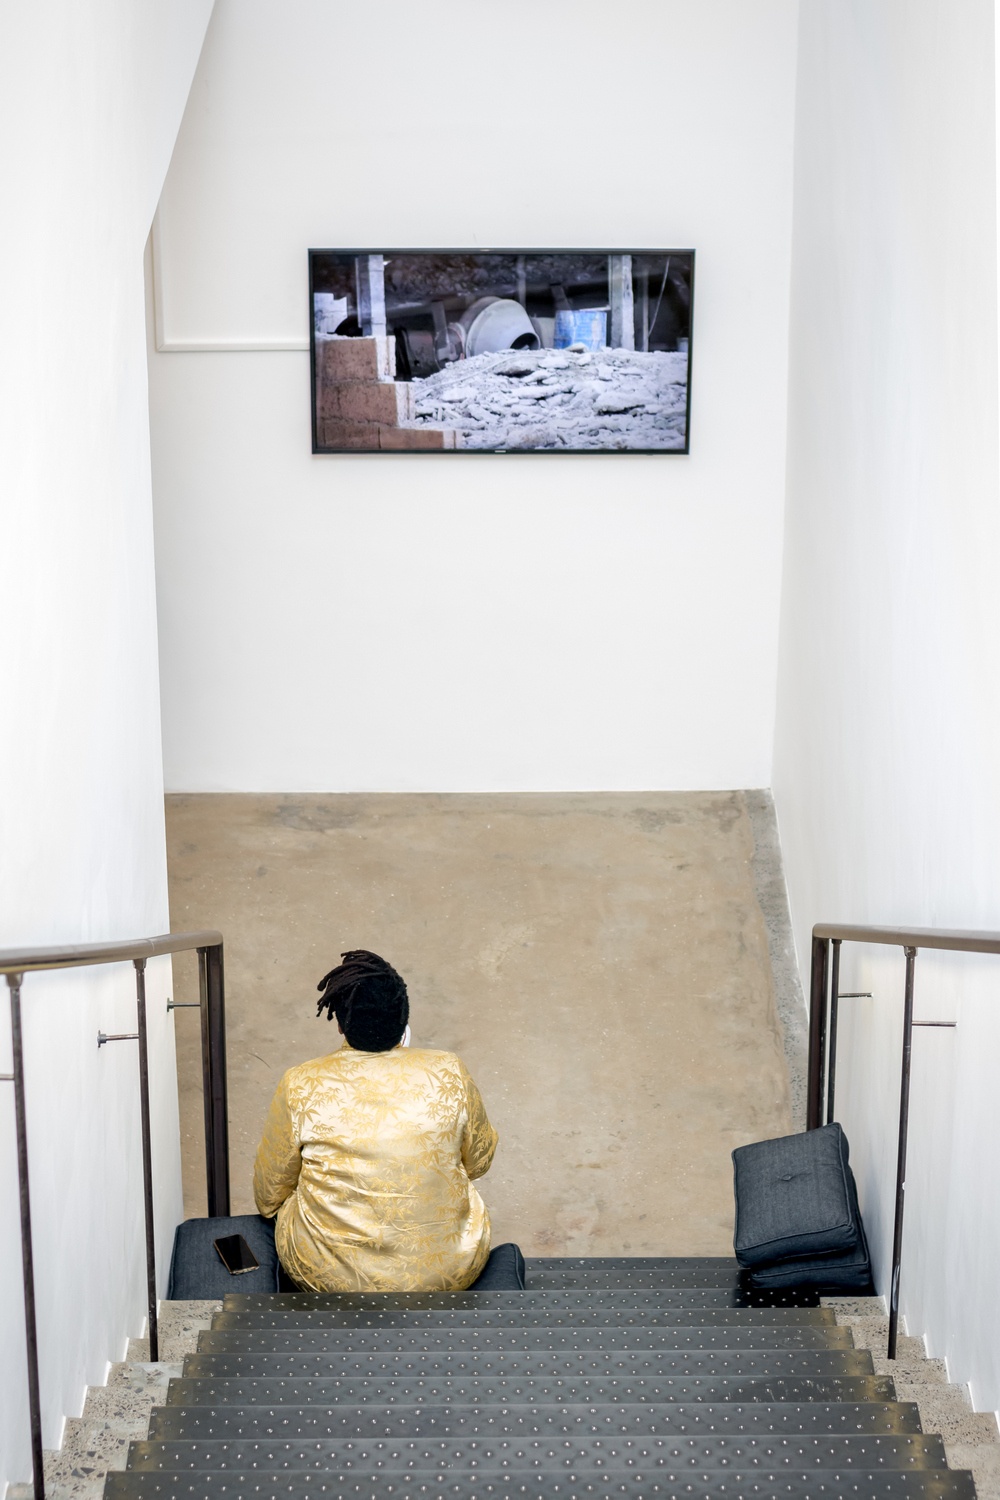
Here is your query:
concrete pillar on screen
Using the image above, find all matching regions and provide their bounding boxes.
[356,254,387,337]
[609,254,635,350]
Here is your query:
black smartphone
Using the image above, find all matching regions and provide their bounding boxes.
[213,1233,260,1274]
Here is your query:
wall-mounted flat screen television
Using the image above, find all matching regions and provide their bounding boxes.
[310,249,694,454]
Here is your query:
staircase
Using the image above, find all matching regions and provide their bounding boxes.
[100,1257,978,1500]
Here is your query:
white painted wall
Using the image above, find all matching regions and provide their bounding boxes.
[774,0,1000,1416]
[148,0,799,793]
[0,3,214,1488]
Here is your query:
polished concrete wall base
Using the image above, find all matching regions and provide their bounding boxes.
[165,791,801,1256]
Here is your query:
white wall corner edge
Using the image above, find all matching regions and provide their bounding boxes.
[151,211,308,352]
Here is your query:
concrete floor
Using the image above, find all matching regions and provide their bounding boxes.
[165,791,799,1256]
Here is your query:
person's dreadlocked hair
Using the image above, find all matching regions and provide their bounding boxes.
[316,950,409,1052]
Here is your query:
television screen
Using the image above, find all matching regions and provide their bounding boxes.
[310,249,694,454]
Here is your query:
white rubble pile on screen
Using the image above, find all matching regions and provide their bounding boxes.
[410,346,689,450]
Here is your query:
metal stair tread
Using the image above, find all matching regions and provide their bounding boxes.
[163,1374,900,1406]
[148,1399,925,1440]
[96,1259,972,1500]
[223,1266,775,1292]
[102,1465,977,1499]
[213,1307,837,1328]
[125,1431,949,1471]
[181,1350,875,1380]
[522,1265,813,1289]
[523,1258,743,1269]
[225,1289,824,1311]
[195,1327,853,1354]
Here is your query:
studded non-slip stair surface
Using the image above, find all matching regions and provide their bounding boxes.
[103,1259,977,1500]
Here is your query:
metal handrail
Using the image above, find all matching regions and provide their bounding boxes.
[0,929,230,1500]
[807,923,999,1360]
[0,928,225,974]
[812,922,1000,954]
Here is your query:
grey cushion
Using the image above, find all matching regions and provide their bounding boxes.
[745,1214,872,1291]
[167,1215,281,1299]
[470,1242,525,1290]
[733,1123,861,1269]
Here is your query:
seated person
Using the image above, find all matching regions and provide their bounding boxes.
[253,949,498,1292]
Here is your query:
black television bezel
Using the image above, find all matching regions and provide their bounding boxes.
[309,247,695,456]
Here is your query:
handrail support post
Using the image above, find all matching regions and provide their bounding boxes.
[888,944,918,1360]
[133,959,158,1362]
[826,940,842,1124]
[807,936,830,1129]
[7,972,45,1500]
[198,943,230,1217]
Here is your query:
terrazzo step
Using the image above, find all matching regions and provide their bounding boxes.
[214,1304,837,1329]
[893,1380,1000,1444]
[100,1364,184,1398]
[124,1431,949,1474]
[103,1465,977,1500]
[148,1398,925,1442]
[180,1349,874,1380]
[195,1326,853,1354]
[163,1374,899,1407]
[84,1376,178,1423]
[57,1412,151,1462]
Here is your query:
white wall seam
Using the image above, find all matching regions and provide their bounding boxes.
[774,0,1000,1421]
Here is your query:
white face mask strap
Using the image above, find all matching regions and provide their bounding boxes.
[400,1024,411,1048]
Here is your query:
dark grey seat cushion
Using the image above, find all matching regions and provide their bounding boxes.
[167,1214,281,1299]
[471,1242,526,1289]
[733,1123,861,1269]
[167,1217,525,1297]
[745,1216,873,1291]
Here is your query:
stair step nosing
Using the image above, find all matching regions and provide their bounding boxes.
[163,1375,900,1406]
[102,1465,977,1499]
[147,1399,925,1439]
[181,1354,876,1378]
[224,1273,807,1290]
[125,1432,949,1471]
[195,1332,854,1353]
[212,1310,838,1327]
[224,1291,825,1310]
[522,1258,744,1267]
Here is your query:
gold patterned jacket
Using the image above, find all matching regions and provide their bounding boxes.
[253,1042,498,1292]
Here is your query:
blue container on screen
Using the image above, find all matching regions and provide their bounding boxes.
[554,308,607,350]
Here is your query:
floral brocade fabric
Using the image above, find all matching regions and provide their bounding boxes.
[253,1043,498,1292]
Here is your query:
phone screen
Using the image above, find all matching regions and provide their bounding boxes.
[213,1233,261,1274]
